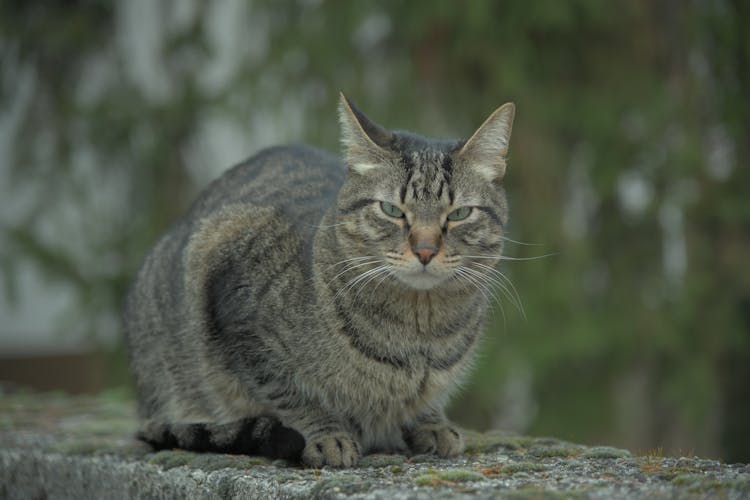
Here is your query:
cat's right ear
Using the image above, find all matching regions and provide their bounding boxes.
[456,102,515,184]
[338,93,392,174]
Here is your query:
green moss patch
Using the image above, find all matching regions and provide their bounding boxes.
[146,450,270,471]
[414,468,486,486]
[503,486,589,499]
[671,473,750,494]
[581,446,631,459]
[503,462,548,474]
[479,462,547,477]
[187,454,269,471]
[408,454,442,464]
[463,429,537,453]
[529,445,583,458]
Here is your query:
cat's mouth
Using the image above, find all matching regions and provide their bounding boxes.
[395,267,449,290]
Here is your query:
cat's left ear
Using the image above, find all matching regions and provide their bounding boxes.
[456,103,515,183]
[338,92,393,174]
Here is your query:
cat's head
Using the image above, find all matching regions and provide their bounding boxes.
[334,93,514,291]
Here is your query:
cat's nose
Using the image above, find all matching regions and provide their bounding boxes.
[412,245,438,265]
[409,227,441,265]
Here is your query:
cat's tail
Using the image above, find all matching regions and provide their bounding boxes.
[138,416,305,461]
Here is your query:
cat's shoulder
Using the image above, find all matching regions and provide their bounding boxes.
[178,144,343,271]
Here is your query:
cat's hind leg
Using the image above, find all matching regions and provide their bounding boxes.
[138,417,305,461]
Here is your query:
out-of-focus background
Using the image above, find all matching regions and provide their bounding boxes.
[1,1,748,462]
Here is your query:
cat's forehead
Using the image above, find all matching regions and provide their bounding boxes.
[389,130,460,155]
[388,132,462,205]
[392,150,451,206]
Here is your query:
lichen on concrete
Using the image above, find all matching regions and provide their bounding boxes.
[1,386,749,499]
[414,468,486,486]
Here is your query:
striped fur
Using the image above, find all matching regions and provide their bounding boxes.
[125,95,515,467]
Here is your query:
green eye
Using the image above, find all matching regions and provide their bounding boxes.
[447,206,472,221]
[380,201,404,218]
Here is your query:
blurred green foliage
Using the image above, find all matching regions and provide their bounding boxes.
[1,1,747,461]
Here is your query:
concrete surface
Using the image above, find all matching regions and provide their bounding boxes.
[1,385,748,499]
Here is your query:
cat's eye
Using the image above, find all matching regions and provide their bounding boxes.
[447,206,472,221]
[380,201,405,218]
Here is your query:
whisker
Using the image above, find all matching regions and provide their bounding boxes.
[325,255,380,271]
[459,266,507,307]
[471,262,525,316]
[335,265,390,302]
[339,266,384,293]
[371,268,395,294]
[453,268,488,302]
[500,235,544,246]
[326,259,382,286]
[464,266,516,307]
[467,263,526,319]
[308,256,376,286]
[353,266,393,300]
[348,266,391,299]
[502,253,558,261]
[461,253,558,261]
[456,267,501,304]
[451,276,479,302]
[455,267,506,327]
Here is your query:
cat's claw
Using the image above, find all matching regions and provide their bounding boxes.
[405,424,464,457]
[302,432,361,468]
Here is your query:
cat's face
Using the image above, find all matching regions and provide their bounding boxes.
[335,95,514,291]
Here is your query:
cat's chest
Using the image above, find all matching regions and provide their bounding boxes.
[317,292,484,417]
[340,354,461,417]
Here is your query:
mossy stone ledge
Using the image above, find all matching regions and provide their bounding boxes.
[1,387,748,499]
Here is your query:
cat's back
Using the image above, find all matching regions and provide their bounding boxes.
[126,144,345,347]
[189,144,346,237]
[126,144,345,421]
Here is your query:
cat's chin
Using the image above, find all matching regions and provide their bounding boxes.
[395,270,449,291]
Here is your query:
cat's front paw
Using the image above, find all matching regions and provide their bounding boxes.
[405,424,464,457]
[302,432,361,468]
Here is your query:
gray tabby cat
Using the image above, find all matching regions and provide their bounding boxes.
[125,94,515,467]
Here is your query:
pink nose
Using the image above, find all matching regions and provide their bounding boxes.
[413,246,437,265]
